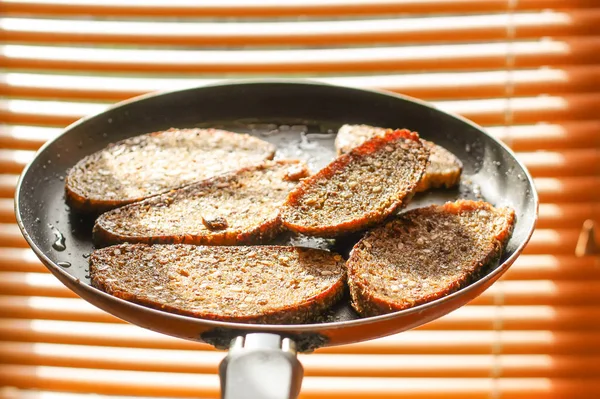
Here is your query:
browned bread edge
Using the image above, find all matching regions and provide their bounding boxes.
[281,129,429,237]
[66,129,276,214]
[93,160,307,247]
[90,244,346,324]
[347,200,516,317]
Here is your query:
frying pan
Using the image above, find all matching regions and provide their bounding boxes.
[15,81,538,399]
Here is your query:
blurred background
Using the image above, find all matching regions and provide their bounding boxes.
[1,0,599,398]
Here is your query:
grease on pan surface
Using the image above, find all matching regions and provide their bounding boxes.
[90,244,346,324]
[94,160,309,246]
[66,128,276,213]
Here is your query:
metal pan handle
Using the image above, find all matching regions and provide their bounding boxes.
[219,333,304,399]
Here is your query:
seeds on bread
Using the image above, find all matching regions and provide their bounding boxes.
[335,124,462,192]
[90,244,346,324]
[93,160,310,247]
[66,128,276,213]
[347,200,515,317]
[281,129,429,237]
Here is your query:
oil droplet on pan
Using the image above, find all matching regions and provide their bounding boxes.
[48,224,66,251]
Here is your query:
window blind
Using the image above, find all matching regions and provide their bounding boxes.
[1,0,599,398]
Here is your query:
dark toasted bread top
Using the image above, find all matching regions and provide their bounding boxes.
[66,128,275,207]
[336,124,463,189]
[94,160,309,242]
[348,200,515,311]
[90,244,346,323]
[281,129,429,236]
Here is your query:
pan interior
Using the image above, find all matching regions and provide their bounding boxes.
[16,82,536,327]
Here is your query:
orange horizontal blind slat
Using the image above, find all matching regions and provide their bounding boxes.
[2,122,598,152]
[3,96,600,128]
[2,10,600,47]
[2,318,599,355]
[3,342,600,378]
[2,39,599,74]
[2,295,600,331]
[3,0,599,18]
[2,366,600,399]
[0,390,176,399]
[3,67,600,104]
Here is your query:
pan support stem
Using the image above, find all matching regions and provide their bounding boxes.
[219,333,304,399]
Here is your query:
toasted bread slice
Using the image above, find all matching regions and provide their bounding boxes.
[90,244,346,324]
[281,129,429,237]
[347,200,515,317]
[66,128,276,213]
[415,141,463,191]
[336,124,462,192]
[93,160,310,247]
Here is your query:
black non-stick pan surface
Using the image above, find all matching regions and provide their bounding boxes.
[16,81,537,352]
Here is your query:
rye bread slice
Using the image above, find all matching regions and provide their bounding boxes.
[90,244,346,324]
[66,128,276,213]
[281,129,429,237]
[335,124,462,192]
[347,200,515,317]
[93,160,310,247]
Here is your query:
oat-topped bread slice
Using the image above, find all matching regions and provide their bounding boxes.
[66,128,276,213]
[347,200,515,317]
[90,244,346,324]
[281,129,429,237]
[93,160,309,247]
[336,124,462,192]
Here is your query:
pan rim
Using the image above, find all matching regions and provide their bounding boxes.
[14,78,539,333]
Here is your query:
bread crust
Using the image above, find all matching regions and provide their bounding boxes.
[90,244,346,324]
[281,129,429,237]
[415,140,463,191]
[335,124,462,192]
[66,128,276,213]
[347,200,515,317]
[93,160,309,247]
